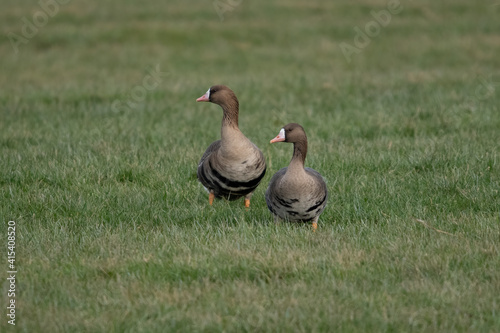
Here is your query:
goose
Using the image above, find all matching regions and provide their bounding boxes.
[196,85,266,208]
[265,123,328,230]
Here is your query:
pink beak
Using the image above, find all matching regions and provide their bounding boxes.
[196,91,210,102]
[270,128,286,143]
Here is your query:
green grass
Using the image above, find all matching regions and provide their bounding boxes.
[1,0,500,331]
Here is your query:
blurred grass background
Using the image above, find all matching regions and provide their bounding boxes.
[1,0,499,331]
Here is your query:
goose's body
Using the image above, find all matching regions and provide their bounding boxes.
[265,123,328,230]
[196,85,266,207]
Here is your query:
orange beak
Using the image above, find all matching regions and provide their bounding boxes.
[270,128,285,143]
[196,89,210,102]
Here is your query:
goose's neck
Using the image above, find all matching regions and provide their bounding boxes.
[221,99,239,129]
[220,99,243,144]
[288,140,307,172]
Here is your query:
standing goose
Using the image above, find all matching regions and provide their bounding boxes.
[265,123,328,230]
[196,85,266,208]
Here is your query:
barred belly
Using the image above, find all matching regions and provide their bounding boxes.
[198,158,266,200]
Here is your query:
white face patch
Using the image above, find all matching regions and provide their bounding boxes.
[205,88,210,99]
[279,128,285,139]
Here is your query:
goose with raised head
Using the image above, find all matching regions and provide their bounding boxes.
[196,85,266,208]
[265,123,328,230]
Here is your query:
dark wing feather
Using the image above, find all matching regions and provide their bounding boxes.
[265,167,287,214]
[305,167,328,215]
[198,140,221,168]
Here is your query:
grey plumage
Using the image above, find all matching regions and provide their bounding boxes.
[265,123,328,228]
[265,167,328,222]
[197,139,266,201]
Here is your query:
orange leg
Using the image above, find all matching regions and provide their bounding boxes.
[244,193,253,209]
[209,192,215,206]
[312,217,318,232]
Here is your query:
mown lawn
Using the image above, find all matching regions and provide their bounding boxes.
[1,0,499,332]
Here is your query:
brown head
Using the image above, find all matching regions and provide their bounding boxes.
[197,85,239,127]
[270,123,307,144]
[270,123,308,163]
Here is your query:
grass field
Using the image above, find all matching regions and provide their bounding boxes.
[1,0,500,331]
